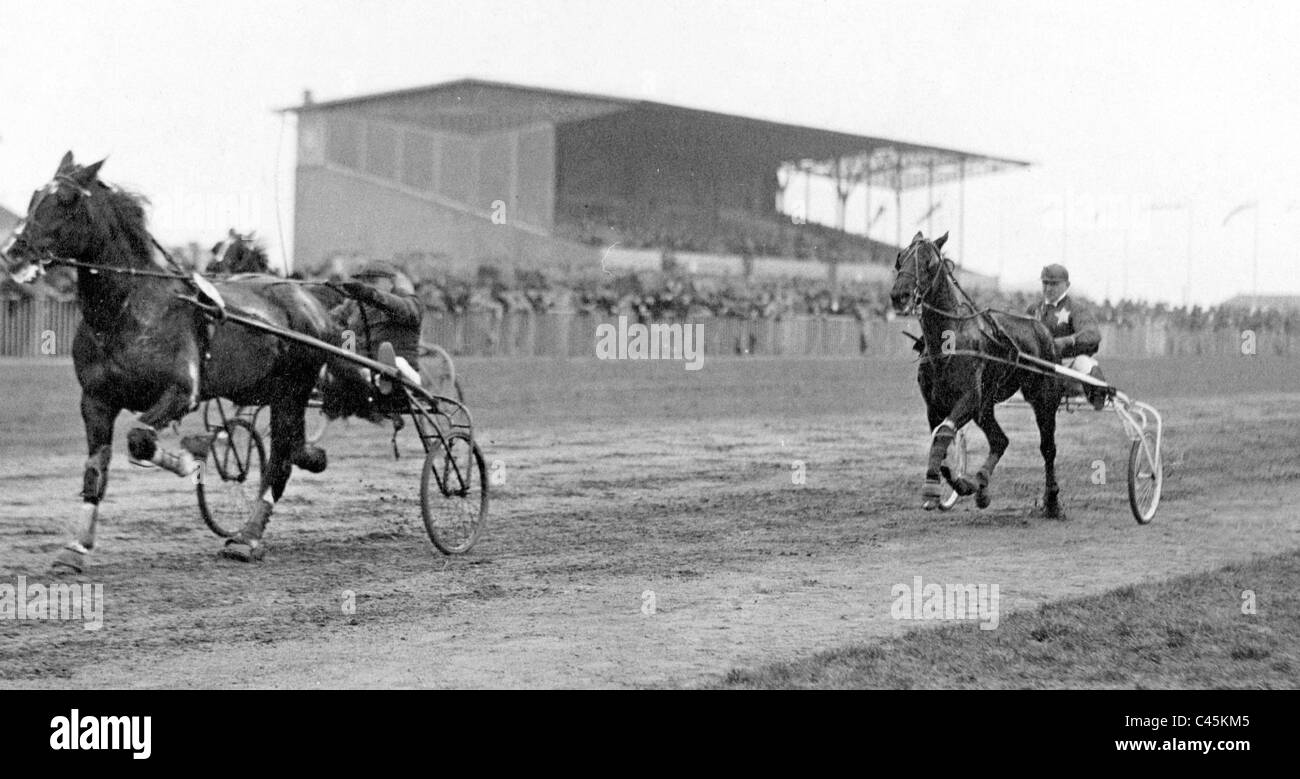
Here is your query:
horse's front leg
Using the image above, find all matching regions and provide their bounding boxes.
[51,394,119,574]
[125,383,204,476]
[922,388,979,508]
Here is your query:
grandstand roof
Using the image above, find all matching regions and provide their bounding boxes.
[284,78,1029,190]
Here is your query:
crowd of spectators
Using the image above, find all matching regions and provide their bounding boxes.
[554,202,895,264]
[3,245,1295,337]
[396,264,1300,336]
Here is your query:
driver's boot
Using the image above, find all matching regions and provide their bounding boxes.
[1086,365,1108,410]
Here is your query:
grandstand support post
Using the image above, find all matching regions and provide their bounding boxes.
[776,162,791,215]
[803,161,812,223]
[835,157,850,232]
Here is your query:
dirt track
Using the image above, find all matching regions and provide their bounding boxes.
[1,355,1297,688]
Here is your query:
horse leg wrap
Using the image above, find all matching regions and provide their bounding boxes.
[150,447,200,477]
[930,420,957,446]
[926,421,957,480]
[921,477,943,511]
[221,497,272,563]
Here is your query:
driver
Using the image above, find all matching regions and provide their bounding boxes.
[332,261,423,390]
[1029,264,1107,409]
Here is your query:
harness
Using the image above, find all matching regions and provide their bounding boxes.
[896,239,1039,367]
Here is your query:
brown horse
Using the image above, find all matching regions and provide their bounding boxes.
[890,231,1067,518]
[0,152,369,569]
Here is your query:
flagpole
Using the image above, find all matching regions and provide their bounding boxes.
[1223,201,1261,309]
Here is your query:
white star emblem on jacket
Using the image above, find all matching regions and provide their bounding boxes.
[1054,308,1071,326]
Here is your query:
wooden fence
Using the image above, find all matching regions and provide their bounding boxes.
[2,298,1294,359]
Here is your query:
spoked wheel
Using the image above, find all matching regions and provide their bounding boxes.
[937,427,969,511]
[1127,430,1162,524]
[196,419,266,538]
[420,432,488,554]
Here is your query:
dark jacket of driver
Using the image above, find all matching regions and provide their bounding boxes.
[1026,294,1101,359]
[332,286,423,367]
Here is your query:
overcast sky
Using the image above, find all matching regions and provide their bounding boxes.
[2,0,1297,305]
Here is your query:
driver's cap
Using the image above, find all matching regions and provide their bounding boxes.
[1040,264,1069,283]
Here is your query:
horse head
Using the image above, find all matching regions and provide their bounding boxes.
[1,152,108,283]
[210,229,271,275]
[889,230,949,316]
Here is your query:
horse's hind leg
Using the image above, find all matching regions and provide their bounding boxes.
[967,402,1009,509]
[1029,382,1063,518]
[221,390,310,562]
[52,395,119,574]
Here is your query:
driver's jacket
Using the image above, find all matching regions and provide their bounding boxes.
[332,286,423,368]
[1026,294,1101,359]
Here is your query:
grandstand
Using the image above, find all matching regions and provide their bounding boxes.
[284,78,1027,283]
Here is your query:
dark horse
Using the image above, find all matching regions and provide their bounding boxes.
[890,231,1066,518]
[0,152,369,569]
[208,229,273,275]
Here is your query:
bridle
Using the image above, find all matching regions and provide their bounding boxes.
[2,174,95,269]
[896,239,1030,358]
[894,239,954,317]
[3,173,194,281]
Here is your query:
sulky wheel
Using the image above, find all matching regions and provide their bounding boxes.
[1127,430,1162,524]
[196,418,266,538]
[937,426,969,511]
[420,432,488,554]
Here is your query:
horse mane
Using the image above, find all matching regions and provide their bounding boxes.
[240,240,271,271]
[87,180,156,269]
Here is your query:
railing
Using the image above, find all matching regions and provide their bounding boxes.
[2,298,1294,359]
[1,299,80,358]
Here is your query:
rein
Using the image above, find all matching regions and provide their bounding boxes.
[902,242,1027,357]
[46,257,190,279]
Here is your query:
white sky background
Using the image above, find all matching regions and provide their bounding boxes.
[1,0,1297,306]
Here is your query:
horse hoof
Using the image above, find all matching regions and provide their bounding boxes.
[1030,503,1066,520]
[976,489,991,509]
[292,444,328,474]
[219,539,265,562]
[50,548,86,575]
